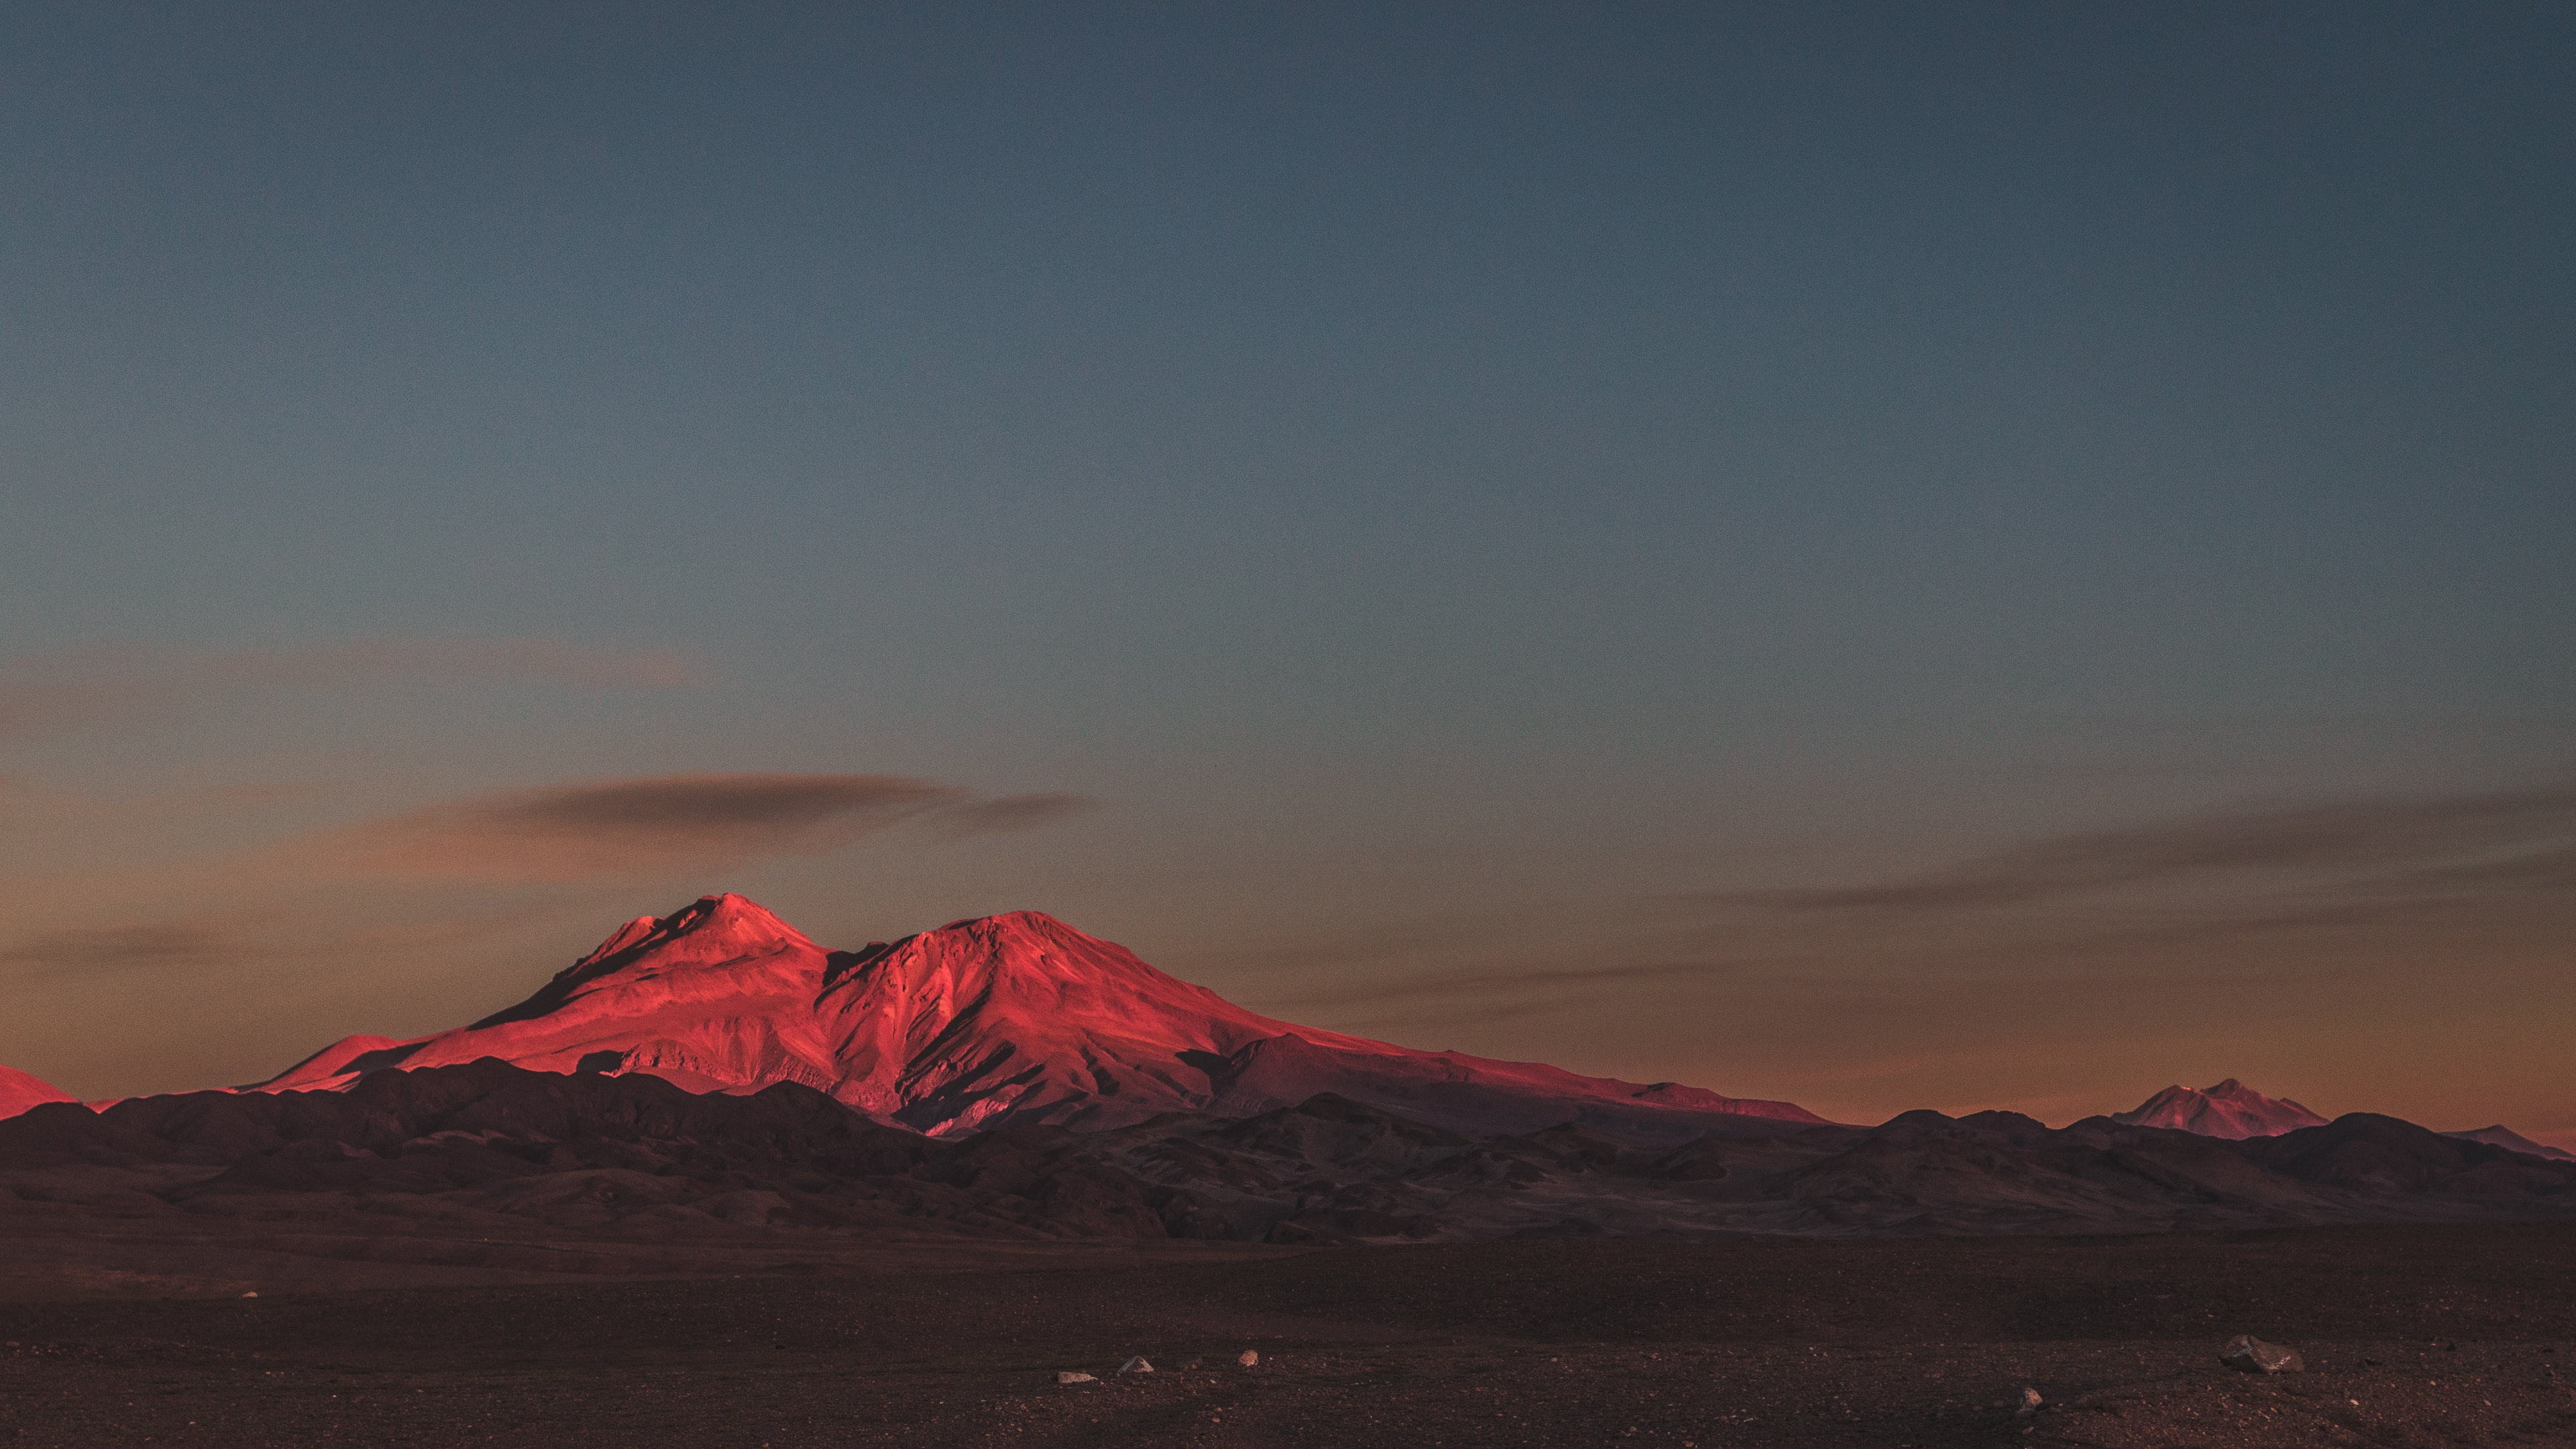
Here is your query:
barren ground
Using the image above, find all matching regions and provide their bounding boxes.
[3,1222,2573,1447]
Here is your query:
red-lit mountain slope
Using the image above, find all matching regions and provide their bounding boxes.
[256,894,1829,1139]
[2111,1078,2330,1138]
[0,1064,76,1121]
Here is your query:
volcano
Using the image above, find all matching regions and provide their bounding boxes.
[0,1064,75,1121]
[256,894,1827,1138]
[2112,1077,2330,1138]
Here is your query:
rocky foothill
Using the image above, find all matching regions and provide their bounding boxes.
[1,1059,2572,1273]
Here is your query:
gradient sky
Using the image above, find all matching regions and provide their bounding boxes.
[4,3,2571,1142]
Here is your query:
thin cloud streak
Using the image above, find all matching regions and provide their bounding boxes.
[926,792,1102,839]
[339,773,968,881]
[1270,958,1735,1014]
[1279,961,1744,1040]
[0,891,643,991]
[1739,782,2576,912]
[0,922,235,980]
[0,639,697,735]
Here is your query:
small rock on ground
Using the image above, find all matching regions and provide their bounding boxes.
[2219,1335,2304,1373]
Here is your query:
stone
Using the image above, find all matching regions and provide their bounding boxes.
[2220,1335,2304,1373]
[2016,1387,2043,1416]
[1118,1356,1153,1375]
[1055,1371,1097,1385]
[1238,1350,1260,1367]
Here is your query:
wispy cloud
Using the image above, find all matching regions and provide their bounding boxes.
[1741,782,2576,912]
[0,639,696,735]
[1272,957,1733,1014]
[0,922,235,979]
[924,792,1101,839]
[333,772,969,881]
[1267,958,1739,1036]
[0,890,647,992]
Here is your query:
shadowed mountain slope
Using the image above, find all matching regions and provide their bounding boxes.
[2445,1124,2576,1163]
[5,1064,2571,1251]
[2111,1078,2330,1138]
[254,895,1827,1140]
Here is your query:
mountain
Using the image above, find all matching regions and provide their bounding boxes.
[2445,1125,2576,1163]
[255,894,1828,1140]
[0,1064,76,1121]
[5,1063,2570,1258]
[2111,1078,2330,1138]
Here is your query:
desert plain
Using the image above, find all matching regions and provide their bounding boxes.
[3,1220,2573,1448]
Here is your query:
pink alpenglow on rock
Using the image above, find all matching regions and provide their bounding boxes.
[254,894,1830,1140]
[2112,1079,2331,1139]
[0,1064,78,1121]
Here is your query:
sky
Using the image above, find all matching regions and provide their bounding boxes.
[3,2,2571,1142]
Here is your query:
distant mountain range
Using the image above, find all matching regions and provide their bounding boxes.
[3,894,2568,1234]
[2100,1081,2576,1162]
[3,1061,2571,1244]
[2444,1124,2576,1163]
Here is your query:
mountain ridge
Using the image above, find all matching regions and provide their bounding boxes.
[11,899,2561,1160]
[251,894,1829,1140]
[5,1060,2571,1248]
[2445,1124,2576,1163]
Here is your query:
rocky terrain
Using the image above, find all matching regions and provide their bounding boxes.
[1,1058,2570,1300]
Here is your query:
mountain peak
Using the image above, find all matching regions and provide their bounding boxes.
[661,890,806,941]
[0,1063,77,1121]
[2113,1078,2328,1139]
[455,893,826,1038]
[926,910,1127,957]
[570,892,812,966]
[922,909,1088,951]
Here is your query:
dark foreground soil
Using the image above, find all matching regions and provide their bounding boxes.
[3,1222,2573,1449]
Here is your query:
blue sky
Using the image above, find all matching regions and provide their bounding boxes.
[3,3,2571,1134]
